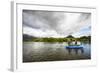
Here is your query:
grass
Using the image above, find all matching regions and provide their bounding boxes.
[23,37,91,43]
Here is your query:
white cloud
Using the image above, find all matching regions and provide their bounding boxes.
[23,10,91,38]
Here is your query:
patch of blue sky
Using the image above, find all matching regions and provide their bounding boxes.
[72,25,91,37]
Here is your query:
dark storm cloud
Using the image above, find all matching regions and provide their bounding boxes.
[78,13,91,22]
[23,10,91,37]
[23,10,65,31]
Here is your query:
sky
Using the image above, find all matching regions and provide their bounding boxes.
[23,10,91,38]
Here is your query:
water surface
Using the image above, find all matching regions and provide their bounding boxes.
[23,42,91,62]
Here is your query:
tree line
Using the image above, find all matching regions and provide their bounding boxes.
[23,34,91,43]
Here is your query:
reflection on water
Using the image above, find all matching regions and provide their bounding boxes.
[23,42,91,62]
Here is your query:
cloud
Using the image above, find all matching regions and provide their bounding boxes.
[23,10,91,38]
[72,25,91,37]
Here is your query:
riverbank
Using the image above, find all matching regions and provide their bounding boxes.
[23,36,91,43]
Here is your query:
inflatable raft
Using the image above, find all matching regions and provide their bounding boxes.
[65,45,83,49]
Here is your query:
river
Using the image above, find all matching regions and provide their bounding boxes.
[23,42,91,62]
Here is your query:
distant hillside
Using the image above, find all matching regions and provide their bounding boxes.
[23,34,91,43]
[23,34,36,41]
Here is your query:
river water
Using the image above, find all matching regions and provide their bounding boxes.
[23,42,91,62]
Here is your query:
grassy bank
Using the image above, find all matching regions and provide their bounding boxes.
[23,36,91,43]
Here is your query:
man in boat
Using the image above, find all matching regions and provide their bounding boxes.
[68,39,81,46]
[67,39,73,46]
[67,40,83,54]
[73,40,81,46]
